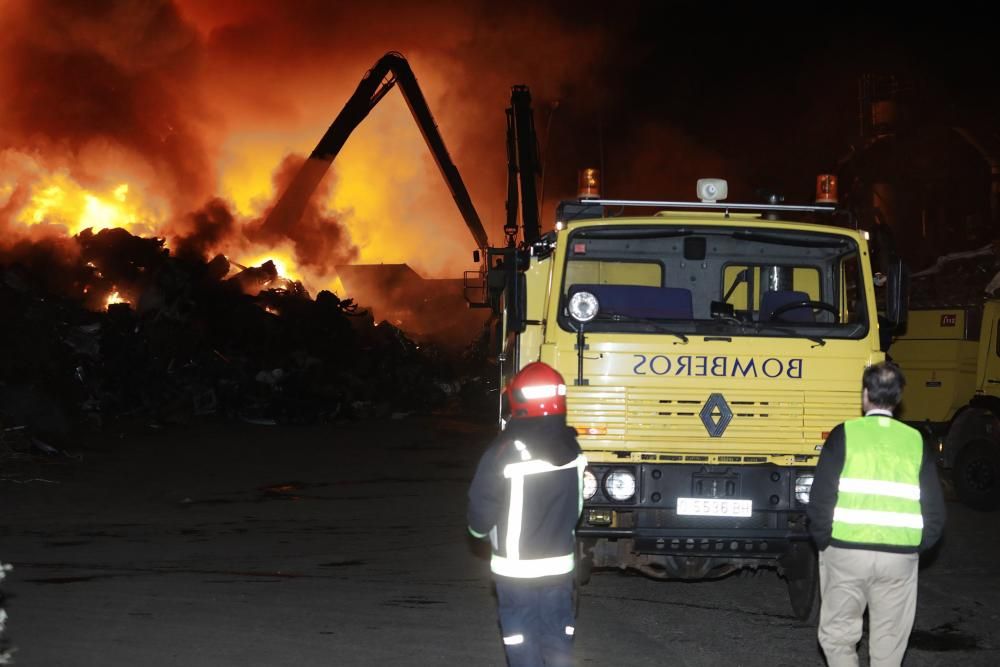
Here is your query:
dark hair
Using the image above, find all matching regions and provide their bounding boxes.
[863,361,905,408]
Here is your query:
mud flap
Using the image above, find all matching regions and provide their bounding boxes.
[781,542,820,623]
[575,540,594,586]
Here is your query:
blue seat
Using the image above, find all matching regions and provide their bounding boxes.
[760,290,814,322]
[569,284,693,319]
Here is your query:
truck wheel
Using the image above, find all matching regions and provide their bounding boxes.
[954,440,1000,511]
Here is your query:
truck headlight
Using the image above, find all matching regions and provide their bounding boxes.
[795,474,814,504]
[605,470,636,501]
[568,291,599,322]
[583,470,598,500]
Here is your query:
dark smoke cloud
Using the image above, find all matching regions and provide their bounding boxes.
[0,234,85,299]
[165,154,358,287]
[247,154,359,270]
[0,1,214,208]
[173,198,236,261]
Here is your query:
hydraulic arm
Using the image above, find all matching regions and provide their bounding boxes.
[261,51,490,254]
[504,85,541,247]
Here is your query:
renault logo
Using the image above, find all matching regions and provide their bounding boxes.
[700,393,733,438]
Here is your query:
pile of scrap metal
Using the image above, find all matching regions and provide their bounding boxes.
[909,241,1000,308]
[0,228,486,447]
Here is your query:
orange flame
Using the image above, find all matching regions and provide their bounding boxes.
[12,169,162,237]
[235,249,298,282]
[105,290,128,309]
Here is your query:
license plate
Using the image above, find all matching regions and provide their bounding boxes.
[676,497,752,517]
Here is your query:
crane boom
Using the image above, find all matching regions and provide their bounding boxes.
[260,51,490,253]
[504,86,541,246]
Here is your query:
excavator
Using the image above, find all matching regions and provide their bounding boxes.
[261,51,542,329]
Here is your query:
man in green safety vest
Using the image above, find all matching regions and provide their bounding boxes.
[807,362,946,667]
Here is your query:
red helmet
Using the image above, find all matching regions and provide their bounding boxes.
[505,362,567,419]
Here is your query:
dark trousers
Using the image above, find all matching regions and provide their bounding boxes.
[495,574,575,667]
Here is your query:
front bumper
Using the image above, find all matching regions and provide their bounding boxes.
[577,462,813,576]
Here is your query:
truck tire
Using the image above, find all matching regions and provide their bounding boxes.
[953,439,1000,511]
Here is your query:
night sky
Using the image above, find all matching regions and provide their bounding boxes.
[536,4,1000,204]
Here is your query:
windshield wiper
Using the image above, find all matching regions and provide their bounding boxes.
[597,313,689,344]
[751,323,826,347]
[706,316,826,347]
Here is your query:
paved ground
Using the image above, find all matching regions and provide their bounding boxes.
[1,412,997,666]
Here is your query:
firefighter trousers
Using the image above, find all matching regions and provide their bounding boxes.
[818,546,919,667]
[495,573,575,667]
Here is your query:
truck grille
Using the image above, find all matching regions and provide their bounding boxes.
[568,386,854,450]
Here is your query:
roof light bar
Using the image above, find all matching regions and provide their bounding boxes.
[587,199,836,213]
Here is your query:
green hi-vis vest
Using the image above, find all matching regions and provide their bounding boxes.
[830,416,924,548]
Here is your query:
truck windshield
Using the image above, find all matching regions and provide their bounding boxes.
[559,225,869,341]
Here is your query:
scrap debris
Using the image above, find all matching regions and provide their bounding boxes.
[0,227,493,460]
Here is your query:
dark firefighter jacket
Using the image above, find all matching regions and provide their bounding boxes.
[467,415,586,578]
[807,414,946,554]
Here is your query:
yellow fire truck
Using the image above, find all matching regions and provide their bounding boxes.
[494,177,907,619]
[891,300,1000,510]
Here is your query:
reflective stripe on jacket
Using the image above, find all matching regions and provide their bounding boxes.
[830,416,923,547]
[489,450,587,578]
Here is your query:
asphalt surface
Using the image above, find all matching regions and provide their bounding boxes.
[1,412,997,666]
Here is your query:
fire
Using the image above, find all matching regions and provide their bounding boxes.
[13,170,161,237]
[237,250,297,281]
[105,290,128,309]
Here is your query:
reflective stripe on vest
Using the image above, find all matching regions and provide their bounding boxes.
[831,416,924,547]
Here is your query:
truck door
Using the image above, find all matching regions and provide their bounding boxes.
[981,302,1000,398]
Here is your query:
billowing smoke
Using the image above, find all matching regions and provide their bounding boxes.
[0,1,212,211]
[0,0,735,293]
[173,198,236,261]
[246,154,359,271]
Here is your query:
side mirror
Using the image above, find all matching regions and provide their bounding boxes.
[473,249,481,264]
[885,258,909,331]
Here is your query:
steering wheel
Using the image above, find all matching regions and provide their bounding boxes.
[768,300,840,323]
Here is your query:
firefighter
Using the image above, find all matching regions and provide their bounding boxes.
[807,362,946,667]
[468,362,587,667]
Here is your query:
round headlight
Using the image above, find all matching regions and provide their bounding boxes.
[568,291,599,322]
[605,470,636,501]
[583,470,598,500]
[795,474,814,504]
